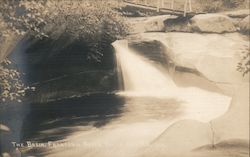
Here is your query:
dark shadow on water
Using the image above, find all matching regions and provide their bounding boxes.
[0,93,124,156]
[0,32,122,156]
[22,93,125,142]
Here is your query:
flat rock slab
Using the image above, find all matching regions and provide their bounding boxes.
[138,82,249,157]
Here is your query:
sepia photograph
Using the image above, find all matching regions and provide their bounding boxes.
[0,0,249,157]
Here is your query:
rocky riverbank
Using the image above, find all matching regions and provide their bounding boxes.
[123,10,249,157]
[128,9,249,34]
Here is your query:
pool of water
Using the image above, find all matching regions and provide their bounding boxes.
[1,39,232,157]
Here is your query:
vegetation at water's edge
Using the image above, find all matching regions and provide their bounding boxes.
[0,59,35,104]
[0,59,25,103]
[0,0,128,104]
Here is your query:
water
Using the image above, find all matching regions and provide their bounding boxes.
[33,40,232,157]
[114,40,176,96]
[2,39,232,157]
[113,40,231,123]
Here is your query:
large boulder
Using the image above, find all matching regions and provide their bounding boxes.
[190,14,236,33]
[164,16,192,33]
[139,32,249,84]
[238,15,250,34]
[128,15,177,33]
[144,15,173,32]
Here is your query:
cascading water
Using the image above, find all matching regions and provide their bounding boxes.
[112,40,231,123]
[114,40,176,97]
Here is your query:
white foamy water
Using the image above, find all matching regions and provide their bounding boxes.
[115,41,176,95]
[113,40,231,123]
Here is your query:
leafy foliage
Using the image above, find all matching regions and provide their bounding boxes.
[197,0,223,12]
[237,46,250,77]
[41,0,128,61]
[0,0,128,103]
[196,0,249,12]
[222,0,246,8]
[0,0,47,37]
[0,0,128,61]
[0,59,34,104]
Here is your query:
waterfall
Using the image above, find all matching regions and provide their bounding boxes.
[113,40,177,97]
[112,40,231,123]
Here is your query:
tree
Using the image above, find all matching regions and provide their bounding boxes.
[0,0,128,104]
[0,0,128,56]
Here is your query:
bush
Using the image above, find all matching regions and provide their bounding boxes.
[197,0,223,12]
[0,59,34,104]
[0,0,128,61]
[237,46,250,77]
[222,0,245,8]
[43,0,128,61]
[0,0,128,103]
[196,0,249,12]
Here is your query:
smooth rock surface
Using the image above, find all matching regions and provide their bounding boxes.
[126,32,249,157]
[138,82,249,157]
[190,14,237,33]
[138,120,212,157]
[212,82,249,141]
[138,32,249,83]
